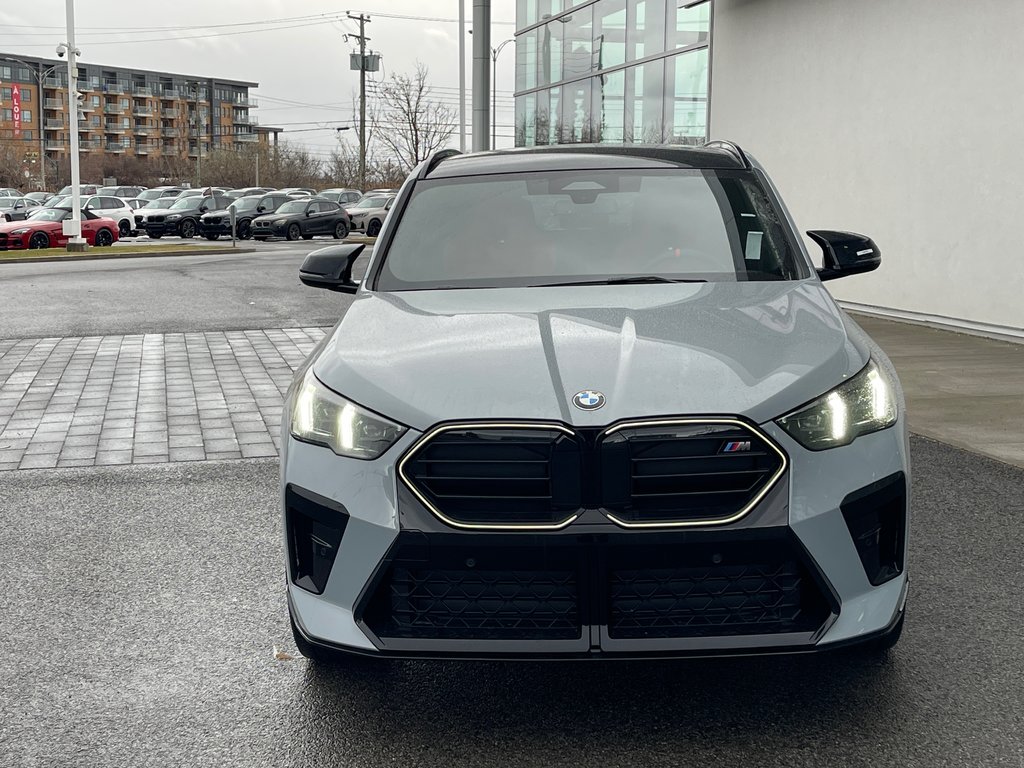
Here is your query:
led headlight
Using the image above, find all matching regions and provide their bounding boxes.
[274,219,287,227]
[290,370,406,459]
[166,214,181,221]
[777,359,897,450]
[10,228,30,234]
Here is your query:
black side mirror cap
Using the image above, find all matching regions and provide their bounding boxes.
[299,244,365,294]
[807,230,881,281]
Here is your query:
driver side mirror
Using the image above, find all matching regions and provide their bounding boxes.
[299,244,365,294]
[257,206,265,212]
[807,230,881,281]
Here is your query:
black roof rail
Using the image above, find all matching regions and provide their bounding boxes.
[703,140,750,169]
[420,148,462,178]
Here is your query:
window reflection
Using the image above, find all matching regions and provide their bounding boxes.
[562,6,595,80]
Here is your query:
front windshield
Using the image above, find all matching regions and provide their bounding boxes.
[230,196,260,212]
[275,201,306,215]
[169,197,202,210]
[98,187,118,196]
[28,208,69,222]
[353,196,387,209]
[137,190,162,201]
[143,200,167,209]
[376,169,807,291]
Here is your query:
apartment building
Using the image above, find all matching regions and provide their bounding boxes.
[0,53,260,168]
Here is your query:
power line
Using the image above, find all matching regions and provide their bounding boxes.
[0,14,340,35]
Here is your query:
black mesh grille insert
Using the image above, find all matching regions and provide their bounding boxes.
[600,422,784,524]
[387,567,579,640]
[402,427,582,526]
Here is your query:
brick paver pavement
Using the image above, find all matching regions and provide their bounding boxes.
[0,328,327,470]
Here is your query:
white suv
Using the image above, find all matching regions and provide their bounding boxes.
[81,195,137,238]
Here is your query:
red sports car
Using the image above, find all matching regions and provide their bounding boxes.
[0,207,120,250]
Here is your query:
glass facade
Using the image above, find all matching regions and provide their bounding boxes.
[515,0,710,146]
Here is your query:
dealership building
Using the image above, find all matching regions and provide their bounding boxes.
[515,0,1021,339]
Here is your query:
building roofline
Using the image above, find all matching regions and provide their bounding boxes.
[0,51,258,88]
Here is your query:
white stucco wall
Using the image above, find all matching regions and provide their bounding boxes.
[710,0,1023,334]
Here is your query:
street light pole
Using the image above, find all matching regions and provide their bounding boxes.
[59,0,85,252]
[490,39,513,150]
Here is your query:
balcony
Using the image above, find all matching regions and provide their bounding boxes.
[235,97,258,108]
[233,113,252,126]
[44,76,64,88]
[134,124,153,135]
[235,133,258,143]
[80,102,98,113]
[161,127,180,137]
[106,142,126,153]
[105,104,127,115]
[44,98,63,110]
[80,140,100,151]
[188,148,199,158]
[160,89,179,100]
[136,143,155,155]
[104,122,128,133]
[133,85,152,96]
[44,118,65,130]
[162,108,179,118]
[102,82,128,94]
[132,107,153,117]
[162,142,176,153]
[45,139,65,151]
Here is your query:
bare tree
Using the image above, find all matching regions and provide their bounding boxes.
[371,63,456,172]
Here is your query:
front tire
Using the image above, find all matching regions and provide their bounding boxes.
[366,219,382,237]
[238,220,252,240]
[287,223,301,241]
[333,221,349,239]
[118,219,131,238]
[29,232,50,249]
[95,228,114,247]
[205,233,219,241]
[179,219,197,239]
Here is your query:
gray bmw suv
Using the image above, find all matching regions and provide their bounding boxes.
[282,143,909,662]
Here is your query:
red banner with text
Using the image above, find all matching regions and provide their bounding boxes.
[12,84,21,137]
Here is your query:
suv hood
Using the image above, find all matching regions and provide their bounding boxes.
[313,281,870,432]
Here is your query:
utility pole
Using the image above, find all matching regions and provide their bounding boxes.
[471,0,490,152]
[458,0,466,152]
[59,0,85,251]
[347,13,371,191]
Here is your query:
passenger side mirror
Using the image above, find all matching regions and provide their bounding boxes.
[199,205,208,212]
[807,230,881,281]
[306,208,315,216]
[257,206,265,212]
[299,244,365,294]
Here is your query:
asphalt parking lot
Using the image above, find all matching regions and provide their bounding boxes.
[1,247,1023,767]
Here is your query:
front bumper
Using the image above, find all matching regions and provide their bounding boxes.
[143,220,180,237]
[0,234,27,250]
[282,418,910,659]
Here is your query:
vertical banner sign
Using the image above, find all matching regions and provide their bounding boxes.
[12,84,21,137]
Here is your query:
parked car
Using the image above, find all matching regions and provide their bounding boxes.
[139,193,234,238]
[0,197,41,222]
[317,188,362,205]
[80,195,137,237]
[135,187,184,202]
[0,206,118,249]
[56,184,100,196]
[24,192,52,203]
[360,188,397,197]
[0,188,20,197]
[251,198,350,241]
[97,185,146,199]
[198,192,291,240]
[346,194,396,236]
[227,187,276,198]
[278,187,317,196]
[283,142,909,664]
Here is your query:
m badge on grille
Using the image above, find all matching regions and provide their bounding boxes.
[721,440,751,453]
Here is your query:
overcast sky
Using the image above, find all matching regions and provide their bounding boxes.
[0,0,518,158]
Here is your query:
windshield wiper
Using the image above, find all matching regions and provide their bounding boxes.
[530,276,708,287]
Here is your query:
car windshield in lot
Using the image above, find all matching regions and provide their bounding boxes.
[230,196,260,212]
[274,201,307,215]
[353,196,387,209]
[169,198,201,210]
[27,208,70,222]
[376,169,807,291]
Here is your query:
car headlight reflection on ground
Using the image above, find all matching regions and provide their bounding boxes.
[291,370,406,459]
[777,360,897,450]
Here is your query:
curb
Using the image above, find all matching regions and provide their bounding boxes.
[0,246,256,265]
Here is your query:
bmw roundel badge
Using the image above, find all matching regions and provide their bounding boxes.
[572,390,606,411]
